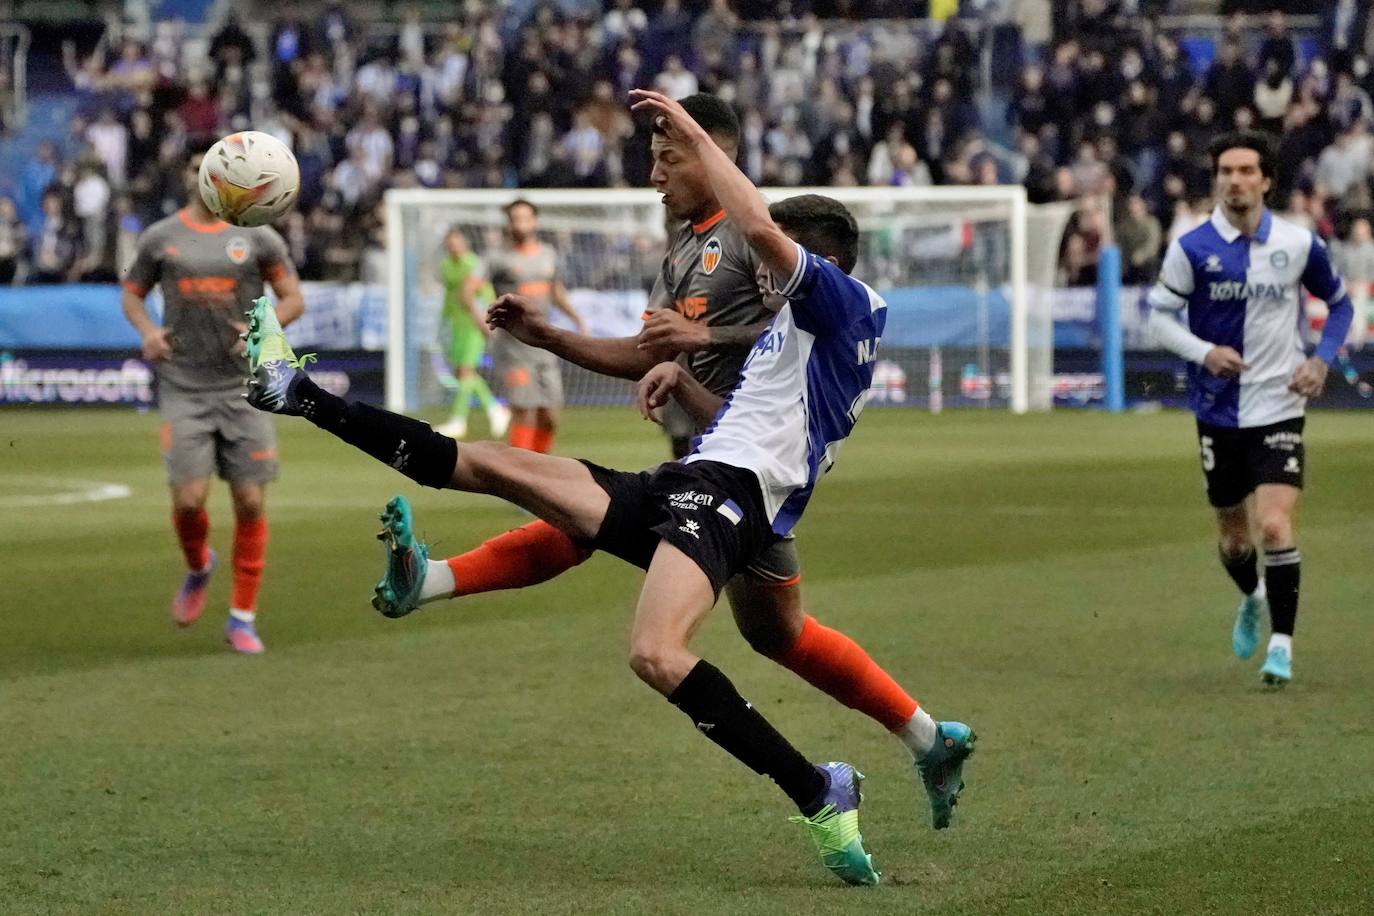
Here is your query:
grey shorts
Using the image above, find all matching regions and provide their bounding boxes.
[160,385,278,486]
[659,398,698,443]
[491,332,564,409]
[743,533,800,585]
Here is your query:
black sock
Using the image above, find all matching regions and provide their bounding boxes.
[668,660,825,813]
[1264,548,1301,636]
[1218,545,1259,596]
[294,376,457,489]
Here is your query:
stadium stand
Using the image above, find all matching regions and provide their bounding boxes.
[0,1,1370,303]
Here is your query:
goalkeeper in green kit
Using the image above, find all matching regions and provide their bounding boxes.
[436,227,510,439]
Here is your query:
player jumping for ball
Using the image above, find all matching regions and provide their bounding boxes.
[1147,131,1354,686]
[244,90,975,885]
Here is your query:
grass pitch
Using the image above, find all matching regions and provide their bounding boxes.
[2,405,1373,915]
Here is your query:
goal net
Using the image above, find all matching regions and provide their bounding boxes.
[384,187,1071,416]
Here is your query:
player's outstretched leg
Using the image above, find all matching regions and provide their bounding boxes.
[374,507,592,616]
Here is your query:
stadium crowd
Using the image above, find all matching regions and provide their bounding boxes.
[1,0,1373,295]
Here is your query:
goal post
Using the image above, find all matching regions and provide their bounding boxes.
[384,185,1070,416]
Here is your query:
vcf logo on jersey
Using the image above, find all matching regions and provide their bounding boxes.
[226,237,250,265]
[701,237,722,275]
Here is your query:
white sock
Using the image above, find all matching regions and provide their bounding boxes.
[1252,578,1267,600]
[1268,633,1292,654]
[229,608,255,623]
[896,706,938,759]
[418,559,456,604]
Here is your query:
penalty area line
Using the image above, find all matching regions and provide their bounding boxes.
[0,476,133,507]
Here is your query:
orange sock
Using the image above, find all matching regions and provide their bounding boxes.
[446,520,591,596]
[777,615,919,731]
[531,427,555,454]
[509,424,537,450]
[231,516,268,612]
[173,509,210,571]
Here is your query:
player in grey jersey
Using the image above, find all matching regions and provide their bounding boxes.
[121,149,304,654]
[388,95,964,830]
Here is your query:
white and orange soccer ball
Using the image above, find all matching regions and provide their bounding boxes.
[198,131,300,227]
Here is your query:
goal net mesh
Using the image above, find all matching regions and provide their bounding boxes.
[386,188,1071,418]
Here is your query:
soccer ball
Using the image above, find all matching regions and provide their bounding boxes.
[198,131,300,227]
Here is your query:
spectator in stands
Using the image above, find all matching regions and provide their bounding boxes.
[654,54,698,101]
[1205,38,1254,123]
[1258,10,1297,78]
[1254,59,1294,135]
[86,108,128,189]
[178,78,220,147]
[29,189,80,284]
[1325,0,1371,72]
[0,197,26,284]
[1333,216,1374,349]
[18,141,59,233]
[1315,124,1373,207]
[72,160,111,279]
[209,10,257,82]
[1116,194,1162,285]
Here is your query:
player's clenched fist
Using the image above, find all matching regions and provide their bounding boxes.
[1202,345,1248,379]
[635,361,685,422]
[486,294,554,346]
[638,309,711,353]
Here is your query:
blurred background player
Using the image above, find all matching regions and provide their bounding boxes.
[1147,131,1353,687]
[435,226,509,439]
[120,149,304,655]
[482,199,585,453]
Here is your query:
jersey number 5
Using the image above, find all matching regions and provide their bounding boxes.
[1200,435,1215,471]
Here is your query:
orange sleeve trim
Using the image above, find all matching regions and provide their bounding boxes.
[641,309,654,321]
[123,280,149,296]
[263,261,289,283]
[692,209,726,234]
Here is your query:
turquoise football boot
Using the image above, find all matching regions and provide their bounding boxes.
[372,496,429,619]
[1260,644,1292,687]
[1232,592,1265,659]
[915,721,976,829]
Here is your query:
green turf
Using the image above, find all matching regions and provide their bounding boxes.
[2,405,1373,915]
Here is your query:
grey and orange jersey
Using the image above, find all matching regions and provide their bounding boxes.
[646,210,771,398]
[484,242,560,317]
[124,209,293,392]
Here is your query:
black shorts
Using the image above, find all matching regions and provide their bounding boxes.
[581,459,778,598]
[1196,416,1305,508]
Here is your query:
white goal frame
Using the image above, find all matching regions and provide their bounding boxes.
[384,185,1033,413]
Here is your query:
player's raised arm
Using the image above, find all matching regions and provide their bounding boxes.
[630,89,798,285]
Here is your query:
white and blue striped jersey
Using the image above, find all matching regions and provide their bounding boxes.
[1148,207,1354,428]
[688,242,887,536]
